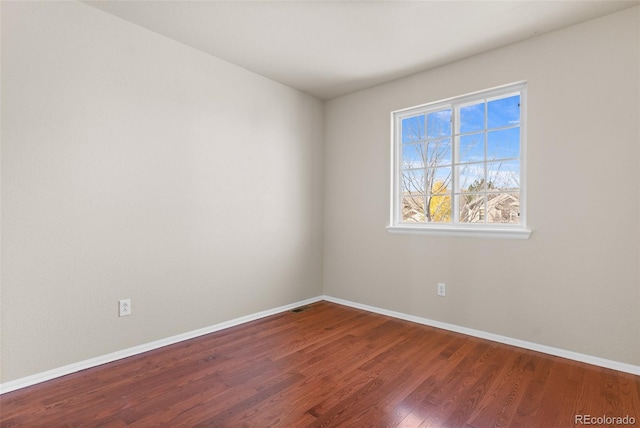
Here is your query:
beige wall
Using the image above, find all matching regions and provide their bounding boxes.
[1,1,324,382]
[2,2,639,385]
[323,7,640,366]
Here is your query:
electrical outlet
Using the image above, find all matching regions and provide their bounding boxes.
[119,299,131,317]
[437,283,446,297]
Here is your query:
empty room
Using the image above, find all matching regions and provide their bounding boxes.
[1,0,639,426]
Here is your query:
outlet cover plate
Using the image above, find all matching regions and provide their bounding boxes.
[119,299,131,317]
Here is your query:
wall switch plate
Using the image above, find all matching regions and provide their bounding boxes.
[437,283,446,297]
[119,299,131,317]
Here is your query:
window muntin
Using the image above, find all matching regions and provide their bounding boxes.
[391,83,528,236]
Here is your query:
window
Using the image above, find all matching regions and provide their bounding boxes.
[388,83,531,239]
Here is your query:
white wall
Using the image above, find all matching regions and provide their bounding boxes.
[1,1,324,382]
[323,7,640,366]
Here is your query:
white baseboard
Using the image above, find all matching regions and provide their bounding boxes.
[0,296,323,395]
[2,294,637,394]
[322,295,640,376]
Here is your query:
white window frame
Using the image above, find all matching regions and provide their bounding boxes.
[387,82,531,239]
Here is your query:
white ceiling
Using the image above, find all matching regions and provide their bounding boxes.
[85,1,639,100]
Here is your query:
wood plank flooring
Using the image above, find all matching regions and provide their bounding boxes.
[1,301,639,427]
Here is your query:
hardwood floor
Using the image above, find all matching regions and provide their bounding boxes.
[1,301,639,427]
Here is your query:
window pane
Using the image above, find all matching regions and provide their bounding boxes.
[427,138,452,166]
[488,95,520,129]
[487,192,520,224]
[426,167,451,195]
[392,84,525,231]
[402,169,425,194]
[487,128,519,160]
[456,163,485,193]
[459,194,485,223]
[402,195,425,222]
[458,134,484,163]
[402,143,425,169]
[402,115,425,143]
[487,160,520,191]
[427,109,452,139]
[459,102,485,134]
[426,194,452,223]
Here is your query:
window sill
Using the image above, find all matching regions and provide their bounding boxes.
[386,225,532,239]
